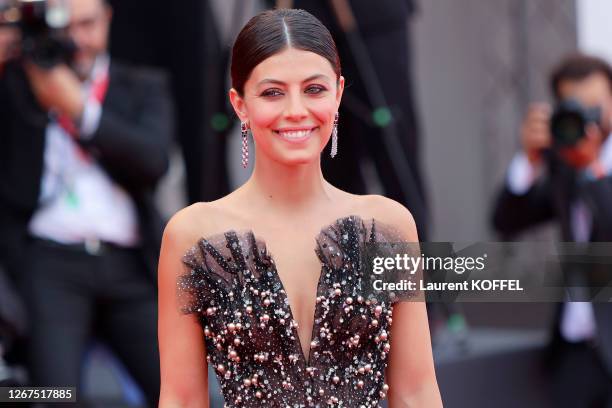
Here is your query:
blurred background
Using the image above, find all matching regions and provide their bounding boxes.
[1,0,612,407]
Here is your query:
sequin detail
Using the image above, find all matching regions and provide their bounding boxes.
[178,215,409,407]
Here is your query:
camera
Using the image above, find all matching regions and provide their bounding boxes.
[0,0,75,68]
[550,99,601,148]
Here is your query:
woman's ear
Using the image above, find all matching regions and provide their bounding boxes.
[335,76,345,108]
[229,88,248,122]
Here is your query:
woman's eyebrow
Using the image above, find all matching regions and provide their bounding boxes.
[256,74,331,87]
[303,74,331,84]
[257,78,286,86]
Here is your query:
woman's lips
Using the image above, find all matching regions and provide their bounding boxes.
[273,127,318,143]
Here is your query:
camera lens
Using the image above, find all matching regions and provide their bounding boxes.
[549,99,599,147]
[551,112,584,146]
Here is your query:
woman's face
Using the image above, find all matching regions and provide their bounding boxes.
[230,47,344,166]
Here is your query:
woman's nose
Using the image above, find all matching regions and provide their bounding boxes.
[284,93,308,120]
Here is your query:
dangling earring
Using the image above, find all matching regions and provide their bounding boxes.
[241,121,249,168]
[330,112,339,158]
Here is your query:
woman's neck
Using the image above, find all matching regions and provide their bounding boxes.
[242,156,334,215]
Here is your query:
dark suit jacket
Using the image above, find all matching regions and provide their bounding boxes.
[491,153,612,377]
[290,0,416,33]
[0,60,173,284]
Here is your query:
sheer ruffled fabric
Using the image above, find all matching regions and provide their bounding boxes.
[177,215,419,407]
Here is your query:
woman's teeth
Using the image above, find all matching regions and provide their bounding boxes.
[277,129,312,139]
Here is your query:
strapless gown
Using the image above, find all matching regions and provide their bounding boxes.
[177,215,416,407]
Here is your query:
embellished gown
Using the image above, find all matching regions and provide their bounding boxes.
[177,215,416,407]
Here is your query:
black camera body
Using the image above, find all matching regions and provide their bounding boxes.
[1,0,75,68]
[550,99,601,148]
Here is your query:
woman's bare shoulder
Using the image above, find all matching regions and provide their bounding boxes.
[327,184,414,227]
[357,194,419,241]
[162,202,223,253]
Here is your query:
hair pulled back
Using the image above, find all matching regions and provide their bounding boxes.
[231,8,341,95]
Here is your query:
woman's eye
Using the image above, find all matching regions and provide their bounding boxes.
[306,85,326,94]
[261,89,283,97]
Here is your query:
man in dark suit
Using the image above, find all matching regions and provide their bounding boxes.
[106,0,231,203]
[0,0,171,405]
[492,54,612,408]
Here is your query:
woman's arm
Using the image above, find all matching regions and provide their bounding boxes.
[158,211,210,408]
[370,196,443,407]
[386,301,443,407]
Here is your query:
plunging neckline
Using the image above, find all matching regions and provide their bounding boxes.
[198,214,376,368]
[260,238,324,368]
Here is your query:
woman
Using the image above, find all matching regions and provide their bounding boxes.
[158,8,442,407]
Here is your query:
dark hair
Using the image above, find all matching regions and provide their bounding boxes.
[230,9,341,95]
[550,53,612,101]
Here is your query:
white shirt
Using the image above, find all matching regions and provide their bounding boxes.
[28,55,140,247]
[506,135,612,342]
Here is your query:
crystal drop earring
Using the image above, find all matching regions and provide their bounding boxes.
[241,121,249,168]
[330,112,339,158]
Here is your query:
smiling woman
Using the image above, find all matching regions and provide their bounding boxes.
[158,8,442,408]
[228,8,343,167]
[230,46,343,165]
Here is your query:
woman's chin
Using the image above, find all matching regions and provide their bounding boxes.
[269,148,321,166]
[260,139,324,165]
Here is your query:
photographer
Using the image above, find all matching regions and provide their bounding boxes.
[492,54,612,408]
[0,0,172,405]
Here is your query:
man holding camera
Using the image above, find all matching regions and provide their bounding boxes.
[0,0,171,405]
[492,54,612,407]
